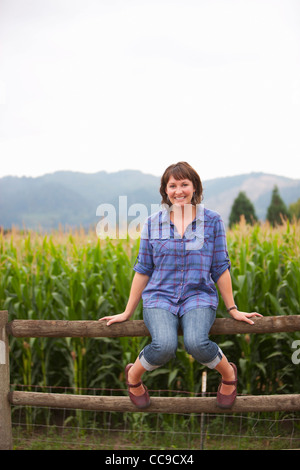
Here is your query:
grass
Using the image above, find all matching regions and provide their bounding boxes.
[12,414,300,450]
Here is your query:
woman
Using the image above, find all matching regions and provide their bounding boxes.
[100,162,262,409]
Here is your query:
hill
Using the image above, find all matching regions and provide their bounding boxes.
[203,172,300,223]
[0,170,299,230]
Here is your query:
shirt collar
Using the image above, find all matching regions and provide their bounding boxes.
[160,204,204,240]
[160,204,204,223]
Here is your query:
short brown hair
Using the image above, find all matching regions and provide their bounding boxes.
[160,162,203,206]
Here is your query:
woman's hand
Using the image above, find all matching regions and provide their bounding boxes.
[99,312,130,326]
[229,309,263,325]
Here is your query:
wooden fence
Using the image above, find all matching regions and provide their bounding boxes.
[1,310,300,450]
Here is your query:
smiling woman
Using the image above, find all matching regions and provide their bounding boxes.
[100,161,262,410]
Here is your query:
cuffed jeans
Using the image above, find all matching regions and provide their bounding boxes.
[139,307,223,371]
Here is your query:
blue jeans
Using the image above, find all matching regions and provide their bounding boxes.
[139,307,223,371]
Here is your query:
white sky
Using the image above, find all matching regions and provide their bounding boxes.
[0,0,300,181]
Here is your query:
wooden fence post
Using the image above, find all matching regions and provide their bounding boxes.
[0,311,12,450]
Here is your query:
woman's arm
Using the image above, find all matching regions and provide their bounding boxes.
[216,269,262,324]
[99,272,150,326]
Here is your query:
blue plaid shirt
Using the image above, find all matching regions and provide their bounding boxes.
[133,205,230,316]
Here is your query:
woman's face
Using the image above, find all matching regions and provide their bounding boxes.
[165,176,195,207]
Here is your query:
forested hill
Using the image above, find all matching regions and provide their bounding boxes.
[1,170,299,230]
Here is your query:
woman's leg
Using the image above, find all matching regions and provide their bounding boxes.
[214,355,236,395]
[126,357,147,396]
[128,307,179,396]
[181,307,223,369]
[181,307,236,396]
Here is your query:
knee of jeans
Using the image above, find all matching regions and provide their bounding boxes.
[151,339,177,364]
[184,337,211,361]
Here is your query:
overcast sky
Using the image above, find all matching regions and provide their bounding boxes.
[0,0,300,182]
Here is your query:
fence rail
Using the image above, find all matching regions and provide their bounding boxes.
[6,314,300,337]
[1,310,300,450]
[9,391,300,414]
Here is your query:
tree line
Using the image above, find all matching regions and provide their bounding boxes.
[229,186,300,227]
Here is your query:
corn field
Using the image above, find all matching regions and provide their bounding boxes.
[1,220,300,432]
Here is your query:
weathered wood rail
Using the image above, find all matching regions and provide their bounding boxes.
[9,391,300,414]
[7,314,300,337]
[1,310,300,450]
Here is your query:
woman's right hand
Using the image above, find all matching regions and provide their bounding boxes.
[99,312,130,326]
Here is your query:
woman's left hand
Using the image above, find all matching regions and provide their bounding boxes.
[229,309,263,325]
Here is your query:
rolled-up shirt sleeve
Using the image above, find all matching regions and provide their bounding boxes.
[210,216,231,283]
[133,220,154,276]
